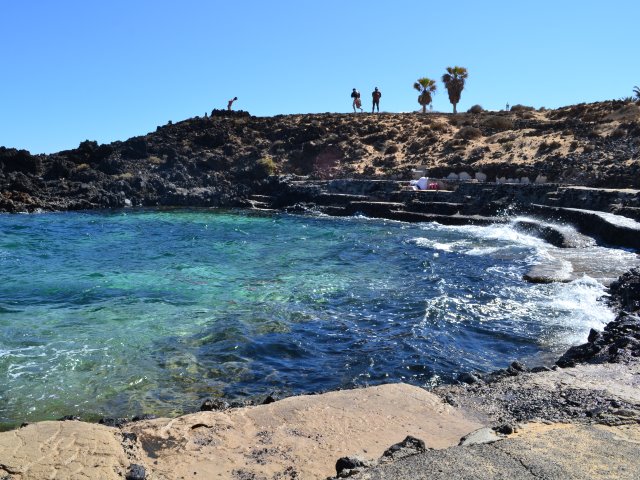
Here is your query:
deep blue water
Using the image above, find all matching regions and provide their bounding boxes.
[0,209,624,428]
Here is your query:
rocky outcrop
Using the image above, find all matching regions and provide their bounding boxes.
[1,100,639,214]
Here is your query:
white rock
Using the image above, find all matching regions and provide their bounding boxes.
[535,175,548,184]
[475,172,487,182]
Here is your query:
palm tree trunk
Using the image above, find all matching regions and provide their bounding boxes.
[422,105,426,113]
[453,103,457,114]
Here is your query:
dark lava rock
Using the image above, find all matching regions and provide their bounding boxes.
[126,463,146,480]
[608,268,640,312]
[262,394,277,405]
[122,432,138,442]
[0,147,41,174]
[588,328,602,343]
[59,415,81,421]
[506,361,528,375]
[335,456,369,476]
[131,414,157,422]
[493,423,516,435]
[99,417,129,428]
[381,435,427,461]
[200,398,230,411]
[556,342,602,367]
[458,372,482,384]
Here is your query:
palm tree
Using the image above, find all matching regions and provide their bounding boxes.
[413,77,437,113]
[634,86,640,102]
[442,66,468,114]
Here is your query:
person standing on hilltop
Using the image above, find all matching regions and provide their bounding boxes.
[227,96,238,111]
[372,87,381,113]
[351,88,363,113]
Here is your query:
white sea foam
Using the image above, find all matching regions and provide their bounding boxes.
[543,276,614,344]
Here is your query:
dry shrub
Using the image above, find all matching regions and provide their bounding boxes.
[483,116,514,131]
[385,144,399,155]
[431,121,449,132]
[510,104,535,112]
[468,104,484,114]
[456,126,482,140]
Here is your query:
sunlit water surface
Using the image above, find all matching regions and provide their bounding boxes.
[0,209,635,428]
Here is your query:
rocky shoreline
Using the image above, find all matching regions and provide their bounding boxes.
[1,102,639,478]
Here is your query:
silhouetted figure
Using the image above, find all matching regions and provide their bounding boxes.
[227,97,238,111]
[351,88,363,112]
[506,102,510,111]
[372,87,381,113]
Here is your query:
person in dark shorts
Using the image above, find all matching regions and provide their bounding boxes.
[372,87,381,113]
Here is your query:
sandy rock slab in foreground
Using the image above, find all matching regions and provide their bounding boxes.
[0,421,129,479]
[0,384,481,480]
[126,383,481,479]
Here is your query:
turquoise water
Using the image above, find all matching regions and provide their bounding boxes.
[0,209,625,428]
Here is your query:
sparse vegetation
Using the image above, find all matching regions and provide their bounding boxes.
[254,156,278,176]
[510,104,535,113]
[442,66,468,114]
[413,77,437,113]
[483,116,514,131]
[537,140,562,155]
[634,86,640,103]
[468,105,484,114]
[456,126,482,140]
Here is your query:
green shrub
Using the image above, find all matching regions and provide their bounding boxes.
[254,156,278,176]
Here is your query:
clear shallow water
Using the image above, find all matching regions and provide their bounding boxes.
[0,209,633,428]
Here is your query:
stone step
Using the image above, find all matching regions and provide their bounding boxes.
[388,211,508,226]
[404,201,463,216]
[514,220,595,248]
[390,190,456,203]
[344,201,406,217]
[528,204,640,250]
[247,199,271,209]
[314,193,370,206]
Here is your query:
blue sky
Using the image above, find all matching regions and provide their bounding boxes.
[1,0,639,154]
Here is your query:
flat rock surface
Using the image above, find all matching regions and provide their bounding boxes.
[125,383,481,479]
[345,423,640,479]
[0,421,129,480]
[2,364,640,479]
[0,384,482,480]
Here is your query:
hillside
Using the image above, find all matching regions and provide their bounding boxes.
[1,100,639,213]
